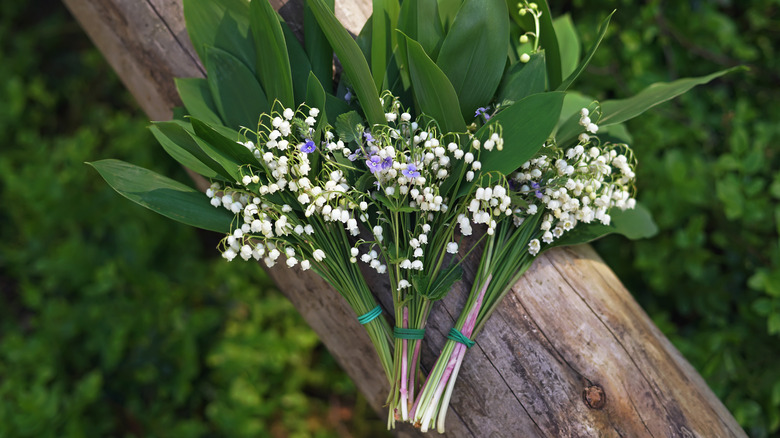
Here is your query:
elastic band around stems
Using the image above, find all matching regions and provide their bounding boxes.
[393,327,426,340]
[357,305,383,325]
[447,327,475,348]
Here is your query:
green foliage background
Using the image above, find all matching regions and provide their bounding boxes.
[0,0,777,437]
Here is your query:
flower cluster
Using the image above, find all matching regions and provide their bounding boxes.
[508,108,638,255]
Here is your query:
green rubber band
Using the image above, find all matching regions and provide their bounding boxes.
[357,305,382,325]
[447,327,475,348]
[393,327,426,340]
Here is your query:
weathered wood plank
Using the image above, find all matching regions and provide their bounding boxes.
[62,0,747,436]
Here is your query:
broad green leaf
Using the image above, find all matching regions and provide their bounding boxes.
[249,0,294,107]
[553,14,580,79]
[88,159,234,233]
[183,0,255,71]
[325,93,352,123]
[335,111,364,143]
[356,16,373,62]
[435,0,509,120]
[191,118,257,166]
[557,91,593,126]
[398,0,444,61]
[545,203,658,249]
[304,0,334,91]
[306,73,327,119]
[371,0,400,91]
[557,11,613,91]
[497,51,547,103]
[600,123,633,144]
[175,78,222,125]
[506,0,534,30]
[437,0,463,32]
[205,46,269,130]
[404,35,466,133]
[556,67,742,143]
[150,121,226,179]
[477,91,565,177]
[306,0,385,126]
[537,1,561,89]
[600,67,743,125]
[396,0,445,89]
[281,21,313,105]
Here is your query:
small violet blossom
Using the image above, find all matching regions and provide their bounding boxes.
[366,155,392,173]
[402,164,421,178]
[475,107,491,120]
[531,181,543,198]
[300,139,316,154]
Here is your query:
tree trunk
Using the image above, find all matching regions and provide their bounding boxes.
[61,0,747,436]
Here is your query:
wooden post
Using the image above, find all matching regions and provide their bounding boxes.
[62,0,747,436]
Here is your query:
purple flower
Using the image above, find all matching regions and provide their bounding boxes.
[402,163,420,178]
[535,190,543,199]
[363,131,375,144]
[381,157,393,170]
[344,89,353,102]
[530,182,540,190]
[300,139,316,154]
[348,150,361,161]
[366,155,383,173]
[475,107,491,120]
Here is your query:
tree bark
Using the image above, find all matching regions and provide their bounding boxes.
[62,0,747,436]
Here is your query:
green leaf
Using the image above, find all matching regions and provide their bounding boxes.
[420,262,463,301]
[149,121,226,179]
[304,0,334,91]
[553,14,580,79]
[325,93,352,123]
[478,91,565,177]
[183,0,255,71]
[335,111,364,143]
[397,0,444,71]
[557,11,613,91]
[174,78,222,125]
[191,118,257,167]
[306,0,385,126]
[306,73,327,118]
[395,0,445,90]
[249,0,294,108]
[557,67,744,144]
[435,0,509,119]
[546,203,658,249]
[205,46,269,130]
[497,51,547,103]
[280,21,313,105]
[403,34,466,133]
[599,67,744,126]
[537,1,561,89]
[437,0,462,32]
[371,0,400,91]
[88,159,234,233]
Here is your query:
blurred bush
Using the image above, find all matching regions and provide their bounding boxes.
[556,0,780,436]
[0,1,385,437]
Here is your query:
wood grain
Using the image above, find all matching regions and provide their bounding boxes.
[62,0,747,436]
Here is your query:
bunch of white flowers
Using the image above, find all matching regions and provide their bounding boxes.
[508,108,638,255]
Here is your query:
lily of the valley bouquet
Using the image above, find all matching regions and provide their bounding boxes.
[91,0,736,432]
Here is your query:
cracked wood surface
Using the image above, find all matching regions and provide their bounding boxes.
[62,0,747,436]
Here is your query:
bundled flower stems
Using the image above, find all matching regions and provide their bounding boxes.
[91,0,733,432]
